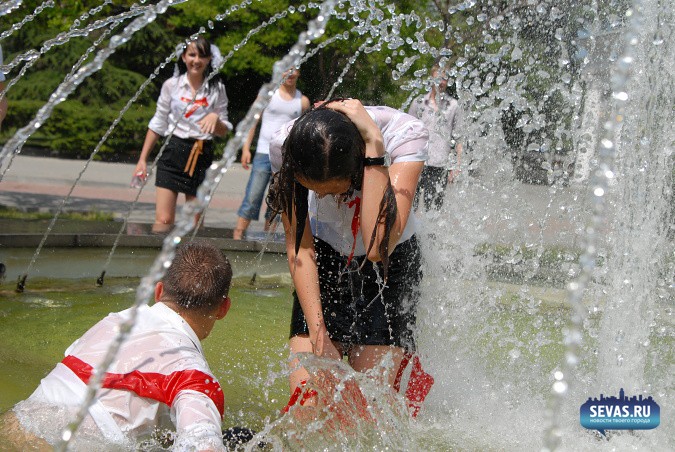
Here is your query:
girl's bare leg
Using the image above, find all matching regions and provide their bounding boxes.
[153,187,178,233]
[233,217,251,240]
[288,335,314,393]
[185,194,202,226]
[348,344,405,387]
[288,335,343,394]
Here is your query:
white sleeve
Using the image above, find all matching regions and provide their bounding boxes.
[171,390,226,452]
[212,83,233,131]
[370,106,428,164]
[147,79,174,136]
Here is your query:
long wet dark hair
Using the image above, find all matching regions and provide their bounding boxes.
[267,99,398,280]
[175,36,224,95]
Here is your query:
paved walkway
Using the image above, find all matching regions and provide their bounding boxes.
[0,154,258,232]
[0,154,594,250]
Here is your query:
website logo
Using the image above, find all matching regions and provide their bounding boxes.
[580,388,660,436]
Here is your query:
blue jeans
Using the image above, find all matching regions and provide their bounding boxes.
[237,152,273,221]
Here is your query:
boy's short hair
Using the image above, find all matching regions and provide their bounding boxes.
[162,241,232,311]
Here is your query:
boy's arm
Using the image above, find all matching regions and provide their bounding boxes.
[172,390,227,452]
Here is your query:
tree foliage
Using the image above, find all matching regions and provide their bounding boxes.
[0,0,608,173]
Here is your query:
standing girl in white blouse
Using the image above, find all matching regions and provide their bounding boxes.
[267,99,429,411]
[134,37,232,233]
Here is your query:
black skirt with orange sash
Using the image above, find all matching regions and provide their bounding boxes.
[155,136,214,196]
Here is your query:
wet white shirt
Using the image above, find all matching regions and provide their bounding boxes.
[270,105,428,256]
[148,73,233,141]
[14,303,226,451]
[408,93,462,168]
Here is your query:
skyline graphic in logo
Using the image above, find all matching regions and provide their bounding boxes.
[580,388,660,436]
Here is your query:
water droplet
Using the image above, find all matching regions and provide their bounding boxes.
[553,381,567,393]
[511,47,522,61]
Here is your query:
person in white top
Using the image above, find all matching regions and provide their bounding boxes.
[233,67,310,240]
[267,99,429,411]
[408,63,464,211]
[134,37,233,233]
[6,241,234,451]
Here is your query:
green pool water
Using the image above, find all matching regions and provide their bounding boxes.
[0,276,295,433]
[1,254,671,450]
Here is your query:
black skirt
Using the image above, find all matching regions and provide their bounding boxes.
[290,235,423,352]
[155,136,214,196]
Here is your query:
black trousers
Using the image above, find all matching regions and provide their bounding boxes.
[414,165,448,211]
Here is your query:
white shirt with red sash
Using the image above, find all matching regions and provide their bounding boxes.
[13,302,226,451]
[148,73,233,141]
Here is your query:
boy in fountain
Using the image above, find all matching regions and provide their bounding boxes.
[2,241,247,451]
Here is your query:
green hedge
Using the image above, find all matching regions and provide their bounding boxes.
[1,99,156,161]
[1,99,229,162]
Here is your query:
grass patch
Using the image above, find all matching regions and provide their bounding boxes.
[0,206,114,222]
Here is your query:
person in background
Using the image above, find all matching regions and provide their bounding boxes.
[408,63,463,211]
[267,98,429,412]
[4,241,239,450]
[134,37,232,233]
[233,67,310,240]
[0,44,8,127]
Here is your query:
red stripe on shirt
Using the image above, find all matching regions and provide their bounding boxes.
[62,355,224,418]
[346,196,361,266]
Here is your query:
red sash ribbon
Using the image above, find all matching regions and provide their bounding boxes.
[346,196,361,266]
[180,96,209,118]
[62,355,224,418]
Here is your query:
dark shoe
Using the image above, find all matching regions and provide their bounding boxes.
[222,427,264,450]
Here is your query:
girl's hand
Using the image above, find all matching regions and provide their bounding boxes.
[134,160,147,177]
[197,112,219,134]
[240,148,252,170]
[326,99,384,154]
[311,323,340,359]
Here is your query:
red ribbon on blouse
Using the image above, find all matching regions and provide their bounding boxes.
[346,196,361,266]
[180,96,209,118]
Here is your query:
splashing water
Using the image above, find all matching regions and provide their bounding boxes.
[0,0,672,450]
